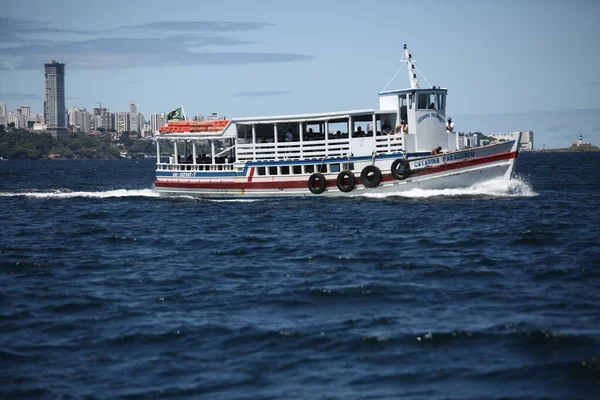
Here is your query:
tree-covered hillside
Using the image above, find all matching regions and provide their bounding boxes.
[0,128,155,160]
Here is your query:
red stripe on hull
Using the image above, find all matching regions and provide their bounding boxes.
[154,151,516,190]
[412,151,516,177]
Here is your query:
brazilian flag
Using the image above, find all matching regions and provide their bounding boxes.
[167,107,184,120]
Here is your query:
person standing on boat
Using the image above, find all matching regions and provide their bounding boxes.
[431,146,443,155]
[395,120,409,134]
[446,118,454,133]
[285,130,293,142]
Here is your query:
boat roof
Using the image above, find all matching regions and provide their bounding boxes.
[231,108,396,124]
[156,108,400,140]
[378,87,447,96]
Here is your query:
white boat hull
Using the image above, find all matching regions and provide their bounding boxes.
[154,139,520,199]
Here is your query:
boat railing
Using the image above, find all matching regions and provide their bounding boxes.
[236,138,353,162]
[375,134,404,153]
[156,163,235,172]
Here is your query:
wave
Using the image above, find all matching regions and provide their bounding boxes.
[0,177,536,200]
[364,177,537,199]
[0,189,160,198]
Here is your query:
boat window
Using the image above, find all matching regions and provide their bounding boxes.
[237,124,251,144]
[437,94,446,111]
[281,166,290,175]
[417,94,428,110]
[330,164,340,173]
[293,165,302,174]
[269,166,278,175]
[400,95,408,122]
[305,123,323,141]
[305,165,314,174]
[257,167,266,176]
[418,93,441,110]
[318,164,327,173]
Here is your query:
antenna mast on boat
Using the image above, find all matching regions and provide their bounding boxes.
[404,44,419,89]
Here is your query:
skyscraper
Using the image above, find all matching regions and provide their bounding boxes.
[19,106,31,118]
[116,112,129,133]
[0,103,7,126]
[44,60,66,137]
[129,100,138,133]
[93,107,111,131]
[151,112,167,134]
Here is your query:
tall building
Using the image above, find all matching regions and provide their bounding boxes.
[116,112,129,133]
[7,111,24,129]
[93,107,111,131]
[19,106,31,118]
[129,100,138,133]
[0,103,7,126]
[67,107,91,133]
[151,112,167,134]
[44,60,67,137]
[138,112,145,135]
[520,130,534,150]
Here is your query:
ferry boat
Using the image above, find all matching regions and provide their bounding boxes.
[154,45,521,198]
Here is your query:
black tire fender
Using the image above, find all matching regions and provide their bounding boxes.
[307,173,327,194]
[360,165,382,188]
[391,158,411,180]
[336,170,356,192]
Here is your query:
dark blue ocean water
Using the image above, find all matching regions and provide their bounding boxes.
[1,153,599,400]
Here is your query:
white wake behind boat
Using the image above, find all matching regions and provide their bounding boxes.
[153,45,520,198]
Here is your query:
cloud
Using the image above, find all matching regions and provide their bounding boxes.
[544,124,567,133]
[0,17,314,70]
[231,90,293,97]
[0,17,92,41]
[0,92,43,101]
[117,20,273,33]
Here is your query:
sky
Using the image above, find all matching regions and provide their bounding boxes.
[1,0,599,148]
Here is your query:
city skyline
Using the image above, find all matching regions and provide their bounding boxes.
[1,0,599,147]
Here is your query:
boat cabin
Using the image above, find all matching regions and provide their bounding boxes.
[378,86,450,153]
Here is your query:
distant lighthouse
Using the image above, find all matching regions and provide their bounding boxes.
[573,134,591,147]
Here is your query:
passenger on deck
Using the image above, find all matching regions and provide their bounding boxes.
[285,130,293,142]
[429,102,436,109]
[431,146,443,155]
[402,120,409,133]
[446,118,454,133]
[355,126,365,136]
[382,120,392,135]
